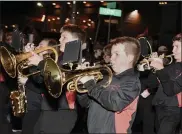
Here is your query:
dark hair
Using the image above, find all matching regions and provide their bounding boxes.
[173,33,182,42]
[60,24,86,43]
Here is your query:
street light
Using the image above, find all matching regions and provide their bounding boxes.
[37,2,43,7]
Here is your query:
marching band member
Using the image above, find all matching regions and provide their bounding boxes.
[150,33,182,134]
[22,24,86,134]
[77,37,141,133]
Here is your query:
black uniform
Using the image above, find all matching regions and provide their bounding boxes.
[155,62,182,133]
[132,71,159,134]
[152,63,181,134]
[77,68,141,133]
[22,58,77,134]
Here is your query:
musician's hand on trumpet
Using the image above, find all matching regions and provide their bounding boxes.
[149,57,164,71]
[24,43,35,52]
[28,51,43,66]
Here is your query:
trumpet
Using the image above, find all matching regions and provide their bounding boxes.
[137,53,174,72]
[0,45,58,78]
[43,58,113,98]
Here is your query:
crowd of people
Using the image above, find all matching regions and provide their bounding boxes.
[0,24,181,134]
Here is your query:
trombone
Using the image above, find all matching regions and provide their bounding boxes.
[0,44,60,78]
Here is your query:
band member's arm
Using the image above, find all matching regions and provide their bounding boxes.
[146,72,160,94]
[156,68,182,96]
[77,93,91,108]
[82,77,140,112]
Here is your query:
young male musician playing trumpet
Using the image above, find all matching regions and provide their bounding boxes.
[77,36,141,133]
[150,33,182,134]
[20,24,87,134]
[20,39,58,134]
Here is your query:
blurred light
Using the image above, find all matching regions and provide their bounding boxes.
[37,2,43,7]
[88,19,91,21]
[90,38,92,40]
[130,10,138,16]
[41,15,45,22]
[91,21,94,23]
[83,20,86,23]
[48,19,51,22]
[83,1,86,4]
[87,23,91,26]
[100,1,104,2]
[55,4,60,8]
[65,18,69,23]
[77,12,79,14]
[67,2,71,5]
[125,10,141,24]
[159,2,167,5]
[52,3,56,6]
[52,18,55,21]
[57,17,60,20]
[5,25,8,28]
[12,25,15,28]
[85,2,92,7]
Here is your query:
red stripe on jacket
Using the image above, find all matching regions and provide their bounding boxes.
[115,96,139,133]
[66,91,76,109]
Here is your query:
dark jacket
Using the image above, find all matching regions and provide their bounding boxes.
[152,63,182,107]
[139,70,159,94]
[77,68,141,133]
[156,62,182,96]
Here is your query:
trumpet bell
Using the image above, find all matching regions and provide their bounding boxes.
[44,58,63,98]
[0,46,17,78]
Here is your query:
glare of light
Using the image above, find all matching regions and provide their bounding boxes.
[5,25,8,28]
[126,10,140,24]
[159,2,167,5]
[83,1,86,4]
[57,17,60,20]
[88,19,91,21]
[101,1,104,2]
[129,10,139,17]
[48,19,51,22]
[37,2,43,7]
[91,21,94,24]
[12,25,15,28]
[87,23,91,26]
[65,18,69,22]
[52,18,55,21]
[77,12,79,14]
[52,3,56,6]
[90,38,92,40]
[67,2,71,5]
[83,20,86,23]
[41,15,46,22]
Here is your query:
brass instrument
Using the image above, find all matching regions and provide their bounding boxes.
[10,73,27,117]
[0,45,58,78]
[138,53,174,72]
[137,37,173,72]
[0,45,59,116]
[43,58,113,98]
